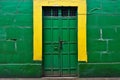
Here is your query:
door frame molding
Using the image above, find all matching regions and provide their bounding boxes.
[33,0,87,62]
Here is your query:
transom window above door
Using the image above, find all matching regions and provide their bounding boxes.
[43,7,77,17]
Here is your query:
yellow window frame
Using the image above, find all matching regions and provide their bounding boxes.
[33,0,87,62]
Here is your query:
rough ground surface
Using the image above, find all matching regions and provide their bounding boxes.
[0,78,120,80]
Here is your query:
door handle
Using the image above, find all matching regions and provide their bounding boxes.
[59,40,64,50]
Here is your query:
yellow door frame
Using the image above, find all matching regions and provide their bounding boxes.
[33,0,87,62]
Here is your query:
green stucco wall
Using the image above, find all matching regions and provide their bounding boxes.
[0,0,42,77]
[79,0,120,77]
[0,0,120,77]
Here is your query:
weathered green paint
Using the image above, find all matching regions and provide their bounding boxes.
[79,0,120,77]
[79,63,120,77]
[0,64,42,78]
[0,0,120,78]
[0,0,42,77]
[43,7,77,77]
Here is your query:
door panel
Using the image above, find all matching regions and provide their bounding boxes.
[60,17,77,76]
[43,7,77,77]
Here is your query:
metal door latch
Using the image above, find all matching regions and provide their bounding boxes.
[59,40,64,49]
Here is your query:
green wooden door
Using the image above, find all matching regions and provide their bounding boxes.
[43,7,77,77]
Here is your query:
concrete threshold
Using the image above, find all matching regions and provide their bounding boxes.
[41,77,78,80]
[0,78,119,80]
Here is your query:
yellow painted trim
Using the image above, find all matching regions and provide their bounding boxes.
[33,0,87,62]
[33,1,42,60]
[78,1,87,62]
